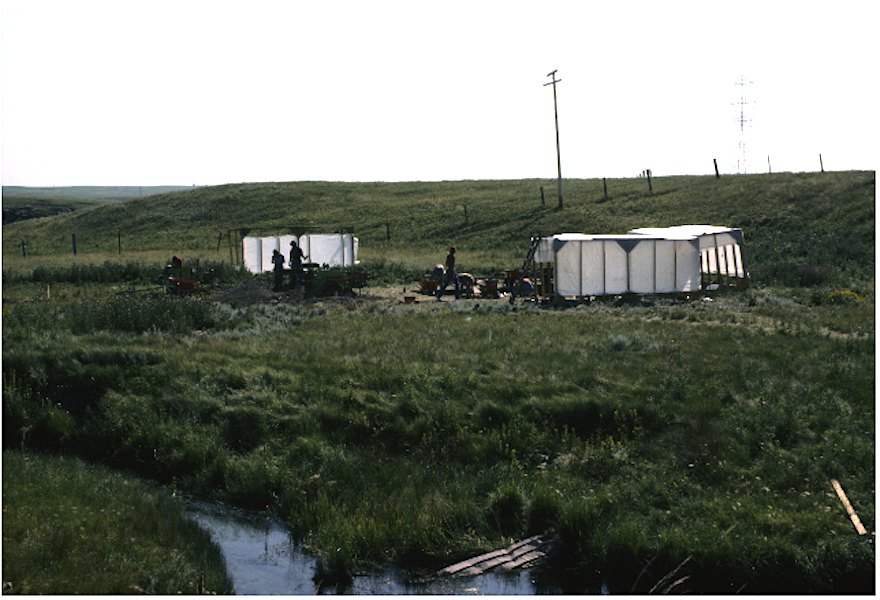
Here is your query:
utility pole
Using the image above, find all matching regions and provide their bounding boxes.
[544,70,563,209]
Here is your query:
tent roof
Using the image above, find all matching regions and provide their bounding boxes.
[628,225,739,238]
[551,233,673,242]
[551,226,739,243]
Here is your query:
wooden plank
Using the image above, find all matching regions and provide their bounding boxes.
[440,548,507,575]
[438,535,553,577]
[505,550,548,569]
[478,555,516,571]
[831,478,868,535]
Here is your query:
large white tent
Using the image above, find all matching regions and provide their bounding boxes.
[532,226,747,298]
[241,233,358,274]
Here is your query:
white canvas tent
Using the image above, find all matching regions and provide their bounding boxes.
[533,226,747,298]
[628,226,747,284]
[241,233,358,274]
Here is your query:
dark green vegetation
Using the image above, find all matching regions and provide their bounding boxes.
[2,172,874,593]
[2,451,233,594]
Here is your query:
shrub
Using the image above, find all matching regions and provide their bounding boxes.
[752,262,838,287]
[221,406,268,452]
[827,290,862,305]
[486,481,526,536]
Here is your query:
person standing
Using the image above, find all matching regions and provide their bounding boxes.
[289,241,308,287]
[272,249,285,291]
[436,245,460,300]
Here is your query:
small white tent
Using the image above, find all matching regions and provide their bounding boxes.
[533,226,747,298]
[241,233,358,274]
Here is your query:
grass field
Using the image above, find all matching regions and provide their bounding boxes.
[2,451,233,594]
[2,171,875,593]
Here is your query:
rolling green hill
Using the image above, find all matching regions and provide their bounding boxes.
[3,185,194,200]
[2,172,874,282]
[2,172,875,593]
[2,186,195,225]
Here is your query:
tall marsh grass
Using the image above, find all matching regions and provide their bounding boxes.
[2,285,873,591]
[2,451,233,594]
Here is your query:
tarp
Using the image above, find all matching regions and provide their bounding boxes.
[536,226,745,297]
[241,233,359,274]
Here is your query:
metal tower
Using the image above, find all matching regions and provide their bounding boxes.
[733,76,753,174]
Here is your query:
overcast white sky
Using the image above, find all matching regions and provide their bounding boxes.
[1,1,877,187]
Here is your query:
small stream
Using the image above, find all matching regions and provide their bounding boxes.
[182,499,607,594]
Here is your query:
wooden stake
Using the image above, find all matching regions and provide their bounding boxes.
[831,478,867,535]
[713,159,720,178]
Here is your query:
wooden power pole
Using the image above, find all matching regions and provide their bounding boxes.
[544,70,563,209]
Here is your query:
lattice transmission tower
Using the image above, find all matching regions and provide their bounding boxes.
[733,76,753,174]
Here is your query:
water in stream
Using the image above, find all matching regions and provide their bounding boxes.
[182,500,606,594]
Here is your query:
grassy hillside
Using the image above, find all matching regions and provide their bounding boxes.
[2,186,195,225]
[3,185,194,200]
[3,172,874,283]
[2,171,875,593]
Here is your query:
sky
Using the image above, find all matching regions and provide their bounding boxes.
[1,0,877,187]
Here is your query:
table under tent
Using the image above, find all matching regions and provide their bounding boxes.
[521,225,748,302]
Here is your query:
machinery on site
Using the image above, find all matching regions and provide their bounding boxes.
[418,225,749,304]
[506,226,749,304]
[158,256,200,295]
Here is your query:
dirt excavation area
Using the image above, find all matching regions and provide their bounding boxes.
[211,280,434,308]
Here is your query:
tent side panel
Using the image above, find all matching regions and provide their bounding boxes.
[535,238,555,264]
[733,244,744,277]
[654,240,676,293]
[307,234,341,266]
[554,240,582,297]
[278,235,298,261]
[629,240,655,293]
[242,237,262,274]
[580,240,605,295]
[604,241,629,294]
[260,237,280,273]
[676,240,701,291]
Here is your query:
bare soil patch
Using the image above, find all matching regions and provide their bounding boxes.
[210,280,413,308]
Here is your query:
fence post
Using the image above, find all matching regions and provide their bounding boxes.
[118,233,122,255]
[646,169,653,195]
[603,178,608,199]
[21,240,26,258]
[72,233,77,256]
[386,222,391,241]
[713,159,720,178]
[540,186,545,207]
